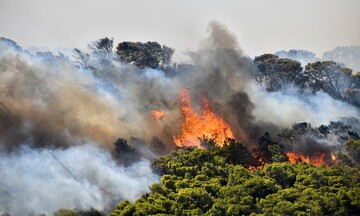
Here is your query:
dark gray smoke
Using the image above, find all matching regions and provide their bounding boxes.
[179,22,261,142]
[277,118,360,161]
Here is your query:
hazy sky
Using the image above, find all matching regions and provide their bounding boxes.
[1,0,359,59]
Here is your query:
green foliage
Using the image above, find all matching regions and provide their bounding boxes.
[344,139,360,165]
[111,140,360,216]
[257,132,287,163]
[53,208,104,216]
[216,139,253,167]
[261,162,297,188]
[337,139,360,167]
[253,54,360,108]
[53,209,76,216]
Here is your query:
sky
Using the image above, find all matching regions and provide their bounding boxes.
[1,0,360,60]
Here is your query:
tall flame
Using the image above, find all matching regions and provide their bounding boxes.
[173,89,234,148]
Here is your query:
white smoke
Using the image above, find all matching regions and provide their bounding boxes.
[0,144,159,216]
[250,85,360,128]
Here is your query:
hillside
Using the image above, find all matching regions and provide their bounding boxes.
[110,139,360,216]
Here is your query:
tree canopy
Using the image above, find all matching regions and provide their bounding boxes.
[254,54,303,91]
[73,37,114,69]
[110,139,360,216]
[116,41,174,69]
[304,61,352,99]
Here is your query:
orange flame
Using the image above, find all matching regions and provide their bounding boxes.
[286,152,299,164]
[248,152,267,171]
[286,152,326,167]
[311,153,326,167]
[331,152,337,163]
[151,110,166,120]
[173,89,234,148]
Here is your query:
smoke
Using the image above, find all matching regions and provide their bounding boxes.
[276,119,360,164]
[1,22,357,151]
[251,85,360,128]
[0,40,182,150]
[179,22,259,142]
[0,144,158,216]
[0,46,124,150]
[200,21,240,50]
[0,21,360,214]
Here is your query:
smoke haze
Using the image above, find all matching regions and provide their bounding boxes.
[0,144,158,215]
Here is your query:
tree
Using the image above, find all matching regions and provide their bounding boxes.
[88,37,114,68]
[88,37,114,58]
[216,139,253,167]
[72,48,90,69]
[344,139,360,165]
[116,41,174,69]
[72,37,114,70]
[254,54,303,91]
[175,187,214,213]
[159,45,175,68]
[261,163,297,188]
[257,132,287,163]
[342,72,360,107]
[112,138,140,165]
[110,139,360,216]
[304,61,352,99]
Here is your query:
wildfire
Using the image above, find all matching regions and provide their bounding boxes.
[286,152,326,167]
[173,88,234,148]
[151,110,166,120]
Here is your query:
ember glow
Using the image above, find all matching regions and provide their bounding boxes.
[248,152,267,171]
[173,89,234,148]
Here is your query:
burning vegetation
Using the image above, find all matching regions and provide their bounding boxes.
[0,22,360,216]
[286,152,327,167]
[173,88,234,148]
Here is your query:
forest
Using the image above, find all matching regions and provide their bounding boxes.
[111,139,360,216]
[0,27,360,216]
